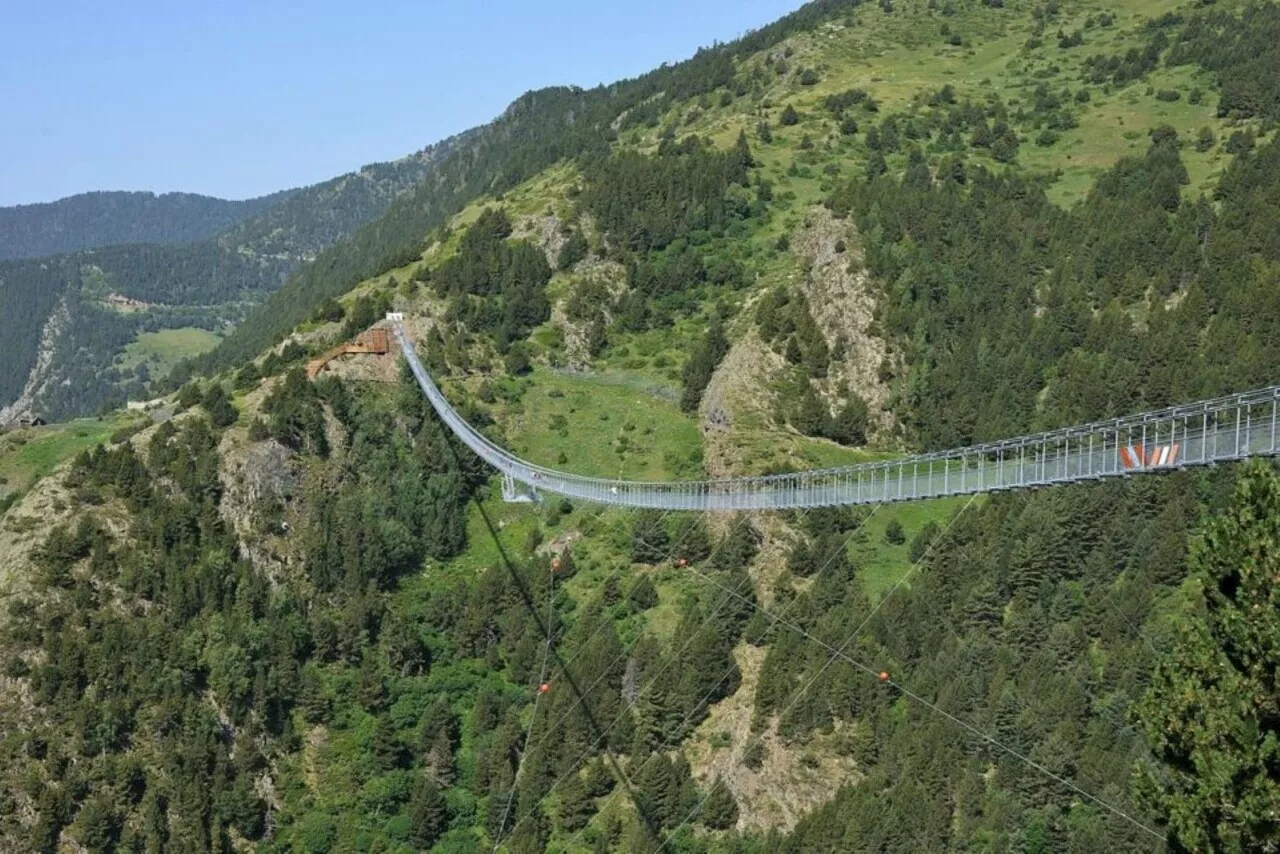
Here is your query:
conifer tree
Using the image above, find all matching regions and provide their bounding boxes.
[557,772,597,832]
[408,776,448,849]
[557,229,589,271]
[1136,464,1280,851]
[628,575,659,612]
[733,129,755,173]
[827,395,869,446]
[672,516,712,563]
[370,716,405,771]
[631,510,670,564]
[699,777,740,829]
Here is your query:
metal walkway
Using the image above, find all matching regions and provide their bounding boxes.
[389,317,1280,511]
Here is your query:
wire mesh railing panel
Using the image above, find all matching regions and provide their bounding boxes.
[390,319,1280,511]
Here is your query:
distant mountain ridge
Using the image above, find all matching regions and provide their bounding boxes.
[0,190,292,260]
[0,139,465,423]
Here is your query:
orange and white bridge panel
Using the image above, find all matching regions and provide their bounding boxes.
[1119,443,1180,470]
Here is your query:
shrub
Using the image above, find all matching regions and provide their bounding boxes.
[503,343,531,376]
[1196,127,1216,152]
[883,518,906,545]
[202,384,238,429]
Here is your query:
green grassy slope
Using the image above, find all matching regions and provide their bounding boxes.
[0,416,135,512]
[117,327,223,383]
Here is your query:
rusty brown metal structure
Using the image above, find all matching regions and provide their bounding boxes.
[305,327,389,380]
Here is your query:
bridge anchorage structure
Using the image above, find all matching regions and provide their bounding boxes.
[387,316,1280,512]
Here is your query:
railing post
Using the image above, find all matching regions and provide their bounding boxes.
[1245,404,1252,456]
[1203,407,1210,464]
[1272,393,1278,455]
[1235,402,1242,459]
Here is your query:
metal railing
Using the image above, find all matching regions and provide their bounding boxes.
[390,318,1280,511]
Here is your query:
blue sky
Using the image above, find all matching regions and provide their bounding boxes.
[0,0,802,206]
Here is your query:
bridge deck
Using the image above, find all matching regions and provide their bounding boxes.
[389,319,1280,511]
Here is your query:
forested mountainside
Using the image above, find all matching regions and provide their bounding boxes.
[0,137,463,424]
[3,0,1280,852]
[178,0,884,378]
[0,190,289,261]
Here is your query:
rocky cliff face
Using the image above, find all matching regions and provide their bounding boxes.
[0,297,68,428]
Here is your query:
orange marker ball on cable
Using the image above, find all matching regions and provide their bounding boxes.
[539,682,551,694]
[878,671,890,684]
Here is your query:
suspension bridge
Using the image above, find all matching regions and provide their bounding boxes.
[388,316,1280,510]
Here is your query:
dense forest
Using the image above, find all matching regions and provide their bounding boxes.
[0,190,288,261]
[0,258,69,405]
[4,0,1280,851]
[0,246,288,420]
[827,129,1280,448]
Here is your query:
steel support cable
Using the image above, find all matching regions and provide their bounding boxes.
[426,418,662,846]
[515,510,759,767]
[492,554,559,850]
[495,509,790,848]
[664,560,1164,843]
[764,495,977,740]
[559,504,887,851]
[393,318,1280,511]
[657,495,977,849]
[555,506,682,674]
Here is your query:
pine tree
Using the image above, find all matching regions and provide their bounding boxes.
[628,575,659,612]
[699,777,740,829]
[793,385,828,435]
[1135,464,1280,851]
[827,395,869,446]
[710,520,758,572]
[631,510,670,563]
[883,518,906,545]
[585,758,616,797]
[680,315,729,413]
[733,129,755,174]
[672,516,711,563]
[557,772,597,832]
[426,729,456,786]
[201,383,238,429]
[370,716,406,771]
[557,230,589,271]
[866,151,889,180]
[636,754,678,828]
